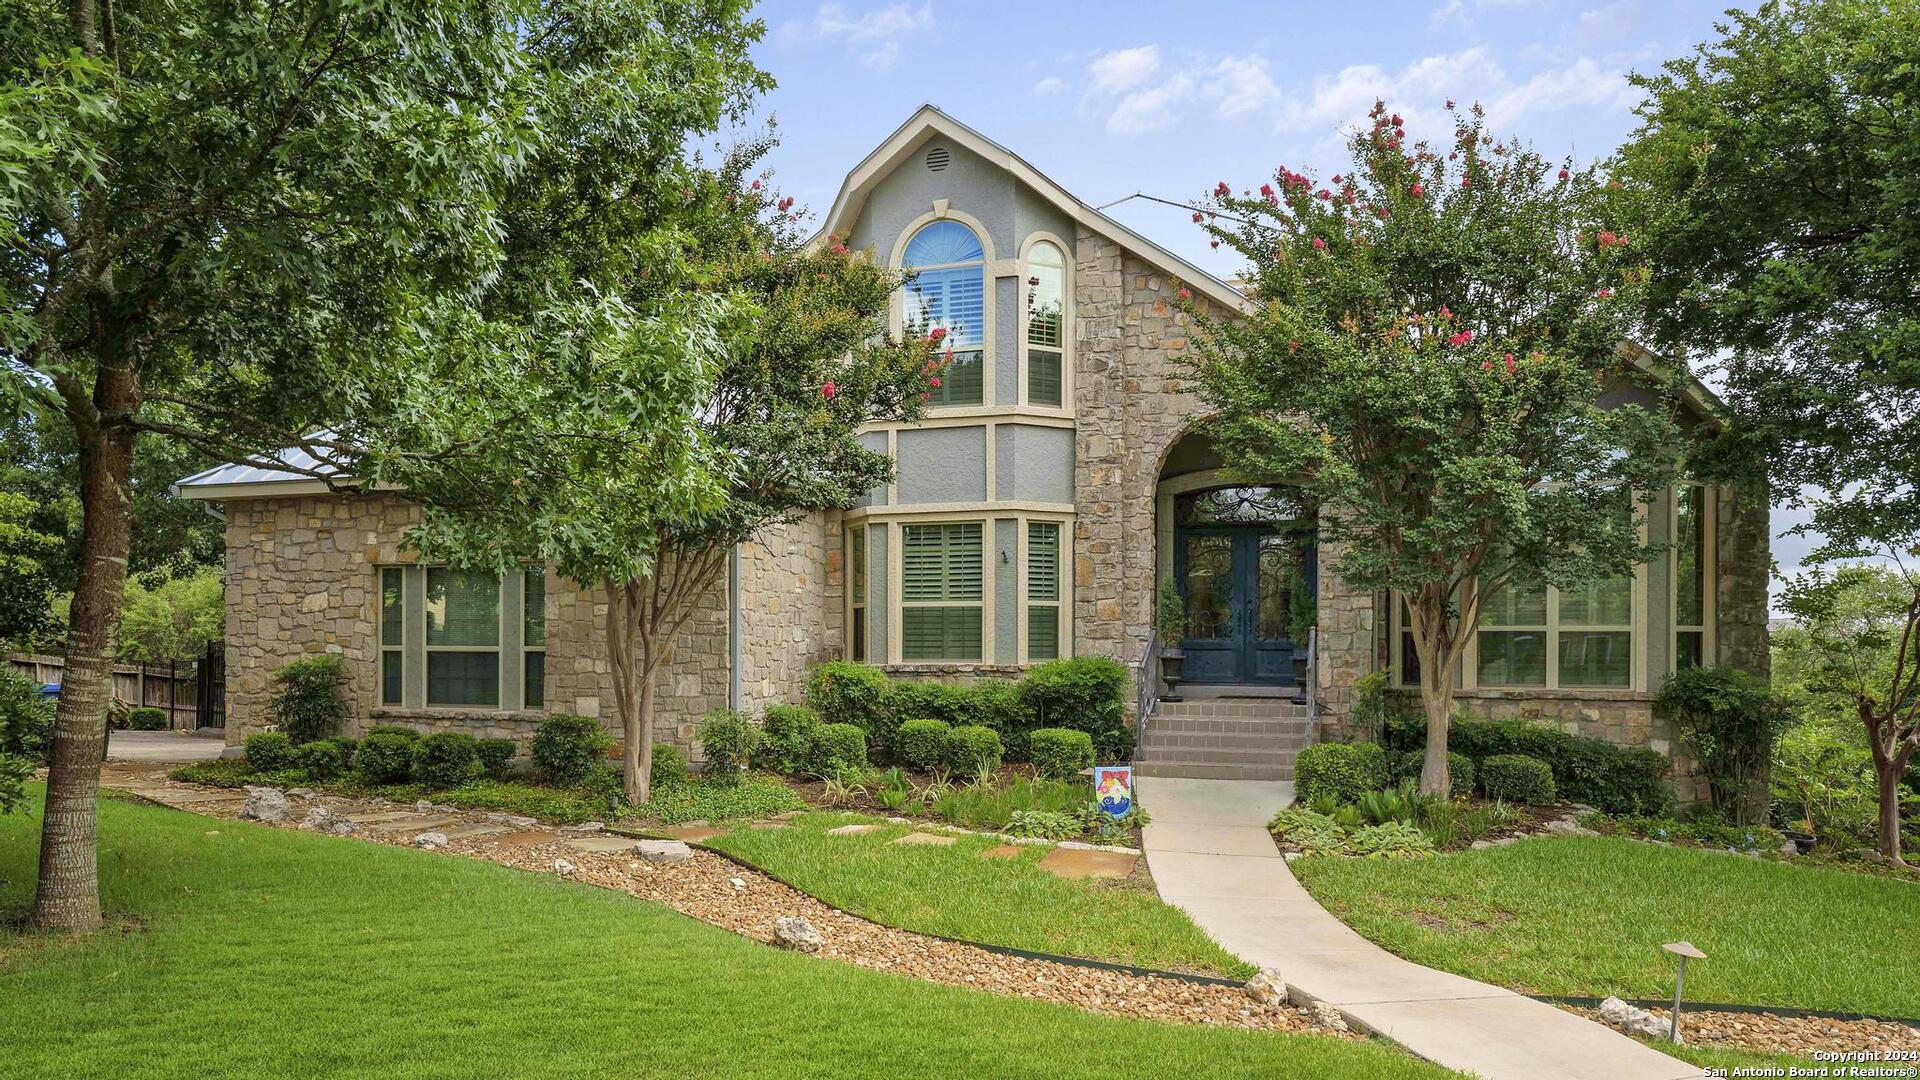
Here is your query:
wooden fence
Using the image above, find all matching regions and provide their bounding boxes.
[8,648,222,730]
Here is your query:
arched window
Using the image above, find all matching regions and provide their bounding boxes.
[903,220,985,406]
[1024,240,1066,406]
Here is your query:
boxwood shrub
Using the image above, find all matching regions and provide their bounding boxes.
[804,661,894,752]
[894,718,952,771]
[755,704,819,775]
[1481,754,1557,804]
[698,709,759,783]
[292,739,347,780]
[1022,656,1131,761]
[268,654,350,743]
[650,742,687,789]
[531,713,613,787]
[128,706,169,731]
[476,738,517,778]
[1295,742,1388,806]
[1028,727,1094,780]
[355,731,416,783]
[810,722,868,776]
[1388,749,1476,798]
[945,724,1003,778]
[412,732,483,789]
[244,731,296,772]
[366,723,422,740]
[1389,710,1672,815]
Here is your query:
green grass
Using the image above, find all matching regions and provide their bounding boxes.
[0,791,1452,1079]
[625,773,807,824]
[706,811,1256,979]
[1293,835,1919,1017]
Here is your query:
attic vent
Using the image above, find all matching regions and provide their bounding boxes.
[925,146,951,172]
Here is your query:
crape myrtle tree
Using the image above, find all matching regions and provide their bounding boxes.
[1184,102,1684,797]
[379,145,946,804]
[1619,0,1920,859]
[0,0,767,932]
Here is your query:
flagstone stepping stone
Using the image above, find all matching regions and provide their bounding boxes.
[564,835,641,854]
[772,810,805,820]
[346,811,423,825]
[889,831,956,847]
[1036,847,1138,880]
[978,844,1024,860]
[157,789,249,805]
[439,822,513,840]
[633,839,692,863]
[748,821,789,830]
[826,823,883,836]
[483,830,562,847]
[358,815,460,832]
[661,824,723,842]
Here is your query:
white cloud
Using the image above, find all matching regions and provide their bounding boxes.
[1576,0,1643,42]
[782,2,932,71]
[1276,46,1634,138]
[1432,0,1545,27]
[1209,55,1281,118]
[1031,75,1067,96]
[1089,46,1162,94]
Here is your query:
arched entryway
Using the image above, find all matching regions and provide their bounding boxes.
[1155,432,1317,687]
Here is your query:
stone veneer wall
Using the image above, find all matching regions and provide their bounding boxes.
[221,493,727,755]
[734,511,838,716]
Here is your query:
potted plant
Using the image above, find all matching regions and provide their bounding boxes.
[1288,570,1316,686]
[1155,575,1187,700]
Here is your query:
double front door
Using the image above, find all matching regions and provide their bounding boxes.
[1175,528,1312,684]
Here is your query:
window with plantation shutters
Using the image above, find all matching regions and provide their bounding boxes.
[903,220,986,406]
[1027,521,1061,661]
[848,525,868,663]
[1024,241,1065,407]
[901,522,984,661]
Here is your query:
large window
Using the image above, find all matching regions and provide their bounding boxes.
[901,522,984,661]
[1673,484,1712,669]
[903,220,985,406]
[379,566,543,710]
[1024,240,1066,407]
[1475,570,1633,689]
[1027,521,1061,661]
[848,525,868,663]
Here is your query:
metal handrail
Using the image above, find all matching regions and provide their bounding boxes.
[1302,627,1320,744]
[1134,637,1160,752]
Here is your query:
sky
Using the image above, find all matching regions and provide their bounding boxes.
[734,0,1813,600]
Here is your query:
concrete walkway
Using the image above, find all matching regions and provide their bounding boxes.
[1138,776,1696,1080]
[105,730,225,763]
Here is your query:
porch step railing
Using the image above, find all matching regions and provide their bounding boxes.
[1304,627,1320,745]
[1133,637,1161,750]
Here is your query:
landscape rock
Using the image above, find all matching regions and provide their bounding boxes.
[1244,969,1288,1007]
[288,788,315,799]
[413,832,450,848]
[632,839,693,863]
[729,877,747,891]
[553,858,577,876]
[416,800,434,812]
[1310,1003,1349,1032]
[1779,838,1799,857]
[1543,819,1599,837]
[774,915,826,952]
[560,821,604,834]
[240,787,293,823]
[1470,840,1493,849]
[302,806,354,835]
[1599,996,1670,1039]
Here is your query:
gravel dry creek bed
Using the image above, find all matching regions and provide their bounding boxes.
[1568,1005,1920,1060]
[110,773,1336,1037]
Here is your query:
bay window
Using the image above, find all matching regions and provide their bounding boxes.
[901,522,984,661]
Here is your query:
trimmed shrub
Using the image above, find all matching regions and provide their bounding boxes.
[810,722,869,776]
[366,723,422,740]
[531,714,613,787]
[1397,715,1672,815]
[1028,727,1094,780]
[1655,665,1790,825]
[292,739,346,780]
[1481,754,1557,804]
[0,671,55,762]
[755,704,819,775]
[698,709,759,783]
[650,742,687,789]
[411,732,483,789]
[1022,656,1131,761]
[805,662,894,751]
[1388,749,1476,798]
[968,679,1034,748]
[268,654,350,743]
[476,738,517,778]
[1295,742,1388,806]
[355,732,416,783]
[331,737,358,769]
[945,724,1004,778]
[244,731,296,772]
[894,718,952,771]
[128,706,169,731]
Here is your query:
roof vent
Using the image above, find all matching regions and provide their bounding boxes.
[925,145,951,172]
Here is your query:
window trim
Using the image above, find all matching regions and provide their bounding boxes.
[1017,232,1072,412]
[1670,483,1717,672]
[1017,516,1072,664]
[890,208,997,410]
[379,567,405,706]
[846,524,868,663]
[896,518,988,663]
[423,566,505,709]
[381,564,546,712]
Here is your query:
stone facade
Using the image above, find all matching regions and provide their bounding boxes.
[221,493,729,755]
[735,512,837,716]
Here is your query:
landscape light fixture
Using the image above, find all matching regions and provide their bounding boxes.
[1661,941,1706,1043]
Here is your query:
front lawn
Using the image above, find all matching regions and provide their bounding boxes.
[706,811,1254,978]
[0,791,1452,1079]
[1292,835,1919,1017]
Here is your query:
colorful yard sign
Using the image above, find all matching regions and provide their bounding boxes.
[1094,766,1134,819]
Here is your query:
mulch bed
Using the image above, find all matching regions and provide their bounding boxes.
[1569,1005,1920,1060]
[118,774,1331,1037]
[777,767,1144,849]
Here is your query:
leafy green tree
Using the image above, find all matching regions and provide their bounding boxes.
[117,568,223,665]
[382,148,943,803]
[1186,101,1683,796]
[0,490,60,647]
[1620,0,1920,860]
[1,0,765,932]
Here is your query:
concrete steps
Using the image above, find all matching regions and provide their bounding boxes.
[1132,696,1312,781]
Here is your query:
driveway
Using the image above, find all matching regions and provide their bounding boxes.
[106,730,226,764]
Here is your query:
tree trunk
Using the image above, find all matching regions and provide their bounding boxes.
[631,659,657,806]
[33,372,137,933]
[1873,748,1909,865]
[1417,669,1455,798]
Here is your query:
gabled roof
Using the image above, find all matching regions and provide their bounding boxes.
[820,104,1247,311]
[172,443,342,501]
